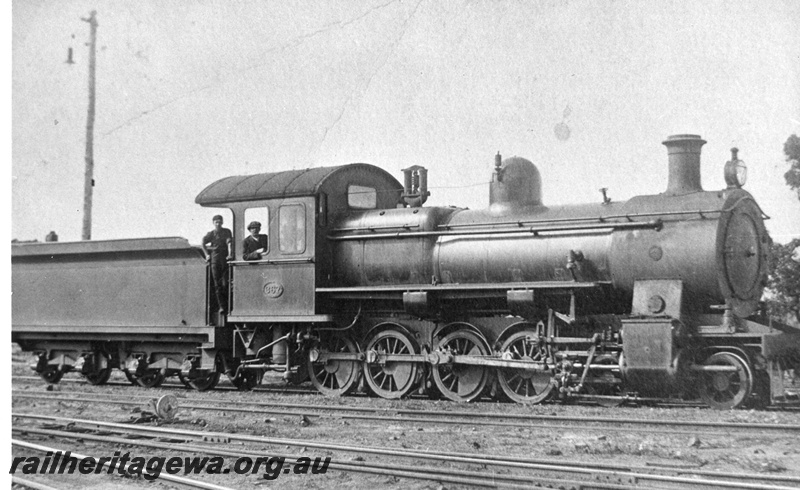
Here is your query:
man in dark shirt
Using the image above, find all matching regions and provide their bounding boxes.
[202,215,233,314]
[242,221,269,261]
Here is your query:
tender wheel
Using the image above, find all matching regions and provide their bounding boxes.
[432,330,490,402]
[82,352,112,386]
[229,371,259,391]
[83,367,112,385]
[497,331,554,404]
[124,370,138,385]
[584,353,623,407]
[130,370,165,388]
[698,352,753,410]
[179,371,221,392]
[307,334,361,397]
[39,369,63,385]
[364,327,420,399]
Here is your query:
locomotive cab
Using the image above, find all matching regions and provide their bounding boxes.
[196,164,403,320]
[228,197,318,320]
[194,164,403,385]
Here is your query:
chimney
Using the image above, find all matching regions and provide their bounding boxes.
[662,134,705,195]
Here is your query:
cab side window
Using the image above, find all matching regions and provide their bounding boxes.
[243,207,270,258]
[279,204,305,254]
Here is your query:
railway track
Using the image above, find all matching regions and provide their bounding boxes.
[21,373,797,410]
[13,413,800,490]
[11,374,319,396]
[14,370,800,488]
[13,389,800,438]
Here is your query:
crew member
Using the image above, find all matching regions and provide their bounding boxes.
[202,215,233,314]
[242,221,268,261]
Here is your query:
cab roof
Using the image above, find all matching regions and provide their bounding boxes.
[195,163,401,206]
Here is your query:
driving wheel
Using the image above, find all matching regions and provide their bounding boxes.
[698,352,753,410]
[363,327,420,399]
[496,331,554,404]
[307,334,361,397]
[432,330,490,402]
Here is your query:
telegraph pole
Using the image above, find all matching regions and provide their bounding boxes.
[81,10,97,240]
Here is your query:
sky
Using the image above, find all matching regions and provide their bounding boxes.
[11,0,800,245]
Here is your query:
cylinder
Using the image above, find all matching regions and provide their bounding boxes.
[663,134,705,195]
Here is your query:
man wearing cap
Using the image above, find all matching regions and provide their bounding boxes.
[202,215,233,314]
[242,221,269,261]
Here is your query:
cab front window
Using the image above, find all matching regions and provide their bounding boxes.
[348,185,377,209]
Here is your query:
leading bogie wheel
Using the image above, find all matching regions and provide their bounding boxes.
[432,330,490,402]
[583,353,623,407]
[496,331,554,404]
[364,327,420,399]
[698,351,753,410]
[307,334,361,397]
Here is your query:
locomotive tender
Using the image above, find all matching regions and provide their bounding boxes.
[12,134,800,409]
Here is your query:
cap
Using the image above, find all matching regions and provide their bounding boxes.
[247,221,262,230]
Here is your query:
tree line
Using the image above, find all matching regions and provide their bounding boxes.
[766,136,800,325]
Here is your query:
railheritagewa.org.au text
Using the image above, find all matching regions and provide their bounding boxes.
[10,451,331,481]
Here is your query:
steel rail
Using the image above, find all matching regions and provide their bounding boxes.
[13,413,799,490]
[13,426,627,490]
[11,375,317,394]
[11,374,714,409]
[10,476,60,490]
[10,392,782,438]
[11,439,235,490]
[7,391,733,437]
[14,390,800,433]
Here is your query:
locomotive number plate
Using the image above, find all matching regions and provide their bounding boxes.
[263,282,284,298]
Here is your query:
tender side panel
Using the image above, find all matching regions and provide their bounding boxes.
[12,239,207,330]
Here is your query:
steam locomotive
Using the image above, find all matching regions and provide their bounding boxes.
[12,134,800,409]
